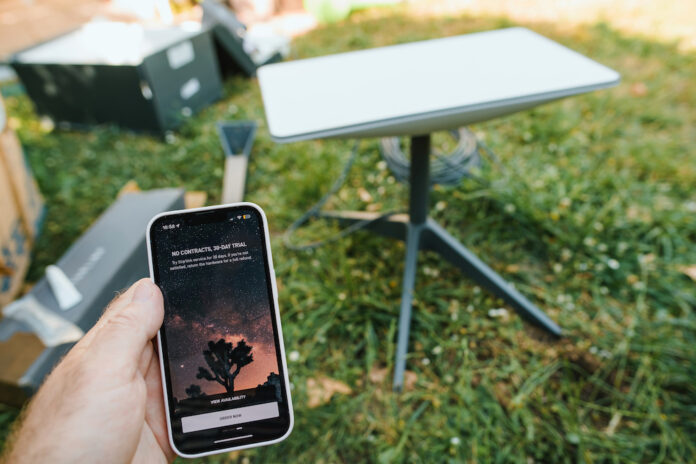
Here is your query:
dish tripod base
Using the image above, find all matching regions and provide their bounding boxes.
[322,134,562,391]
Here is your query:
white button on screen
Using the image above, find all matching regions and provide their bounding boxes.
[181,402,280,434]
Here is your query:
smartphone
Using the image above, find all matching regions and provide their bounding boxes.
[146,203,293,458]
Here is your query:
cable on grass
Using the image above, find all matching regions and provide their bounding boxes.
[284,130,502,251]
[283,141,402,251]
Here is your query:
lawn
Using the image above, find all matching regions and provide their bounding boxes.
[1,6,695,463]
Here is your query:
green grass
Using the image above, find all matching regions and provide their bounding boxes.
[2,8,696,463]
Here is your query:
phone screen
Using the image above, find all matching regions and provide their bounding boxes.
[149,205,292,455]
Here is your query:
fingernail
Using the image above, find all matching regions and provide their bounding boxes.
[132,280,155,303]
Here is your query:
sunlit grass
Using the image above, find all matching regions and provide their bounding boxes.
[1,9,695,463]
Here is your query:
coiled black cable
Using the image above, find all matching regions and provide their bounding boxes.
[380,127,482,185]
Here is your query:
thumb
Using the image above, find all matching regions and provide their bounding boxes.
[88,279,164,376]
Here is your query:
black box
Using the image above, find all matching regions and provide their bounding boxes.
[201,0,257,77]
[0,189,185,406]
[201,0,283,78]
[10,22,223,133]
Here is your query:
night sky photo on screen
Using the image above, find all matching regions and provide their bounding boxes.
[153,213,279,401]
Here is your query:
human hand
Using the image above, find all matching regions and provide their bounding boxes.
[3,279,174,464]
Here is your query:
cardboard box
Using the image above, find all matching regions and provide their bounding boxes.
[0,188,185,406]
[0,95,44,309]
[0,95,5,132]
[0,129,44,238]
[0,159,30,309]
[10,22,223,134]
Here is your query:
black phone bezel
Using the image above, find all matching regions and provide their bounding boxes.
[149,205,292,456]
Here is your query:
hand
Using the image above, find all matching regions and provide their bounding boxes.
[3,279,175,464]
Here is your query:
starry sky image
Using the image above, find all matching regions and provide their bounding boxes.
[153,210,280,400]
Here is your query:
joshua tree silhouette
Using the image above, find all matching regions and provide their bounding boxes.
[196,338,254,393]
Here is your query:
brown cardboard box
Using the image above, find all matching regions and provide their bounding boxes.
[0,154,32,309]
[0,151,45,404]
[0,94,46,404]
[0,129,44,239]
[0,95,44,308]
[0,332,45,405]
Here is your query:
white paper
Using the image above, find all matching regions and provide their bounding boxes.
[167,40,195,69]
[3,296,84,347]
[46,265,82,310]
[180,77,200,100]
